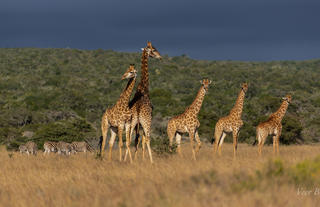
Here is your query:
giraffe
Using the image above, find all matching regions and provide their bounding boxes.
[214,83,249,158]
[100,64,137,162]
[124,41,161,164]
[167,79,212,160]
[255,95,292,156]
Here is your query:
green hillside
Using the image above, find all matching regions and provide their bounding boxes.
[0,48,319,150]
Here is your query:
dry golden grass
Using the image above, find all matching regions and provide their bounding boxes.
[1,143,320,207]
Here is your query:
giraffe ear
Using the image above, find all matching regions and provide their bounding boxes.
[141,48,144,51]
[209,80,212,84]
[200,80,203,84]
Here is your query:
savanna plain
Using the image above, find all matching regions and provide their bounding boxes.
[1,143,320,207]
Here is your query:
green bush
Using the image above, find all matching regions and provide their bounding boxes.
[0,48,319,147]
[289,156,320,186]
[151,137,177,156]
[232,156,320,192]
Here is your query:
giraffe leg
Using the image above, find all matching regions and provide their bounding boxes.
[272,135,276,155]
[124,149,128,161]
[167,121,176,152]
[276,136,280,155]
[145,138,153,163]
[108,127,117,161]
[126,117,138,160]
[100,117,109,158]
[258,132,267,157]
[214,126,222,155]
[257,133,262,156]
[141,120,153,163]
[123,121,131,162]
[218,132,227,156]
[195,130,201,154]
[118,124,124,162]
[276,138,280,155]
[142,134,146,161]
[188,128,196,160]
[232,129,239,158]
[132,123,140,160]
[124,122,133,163]
[134,129,141,160]
[276,128,282,155]
[176,133,182,156]
[256,127,261,156]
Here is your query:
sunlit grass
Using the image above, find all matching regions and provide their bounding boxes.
[1,143,320,207]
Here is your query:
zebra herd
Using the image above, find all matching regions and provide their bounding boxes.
[19,141,93,156]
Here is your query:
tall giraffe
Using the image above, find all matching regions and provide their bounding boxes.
[255,95,292,156]
[100,64,137,162]
[167,79,212,160]
[214,83,249,157]
[124,41,161,163]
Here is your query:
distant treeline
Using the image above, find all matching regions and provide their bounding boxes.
[0,48,319,150]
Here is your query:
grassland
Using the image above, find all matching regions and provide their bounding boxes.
[1,143,320,207]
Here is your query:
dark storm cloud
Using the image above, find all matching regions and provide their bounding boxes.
[1,0,320,60]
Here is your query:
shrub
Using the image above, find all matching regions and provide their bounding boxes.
[151,137,177,156]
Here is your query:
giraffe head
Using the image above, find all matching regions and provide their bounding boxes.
[200,79,212,93]
[282,94,292,103]
[121,64,137,80]
[241,82,249,93]
[141,41,162,59]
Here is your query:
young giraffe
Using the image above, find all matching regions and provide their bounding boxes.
[100,64,137,162]
[256,95,292,156]
[124,41,161,163]
[214,83,249,157]
[167,79,212,160]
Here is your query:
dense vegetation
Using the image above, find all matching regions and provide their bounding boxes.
[0,48,319,150]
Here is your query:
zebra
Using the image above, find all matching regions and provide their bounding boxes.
[19,141,37,155]
[43,141,58,155]
[26,141,37,155]
[71,141,94,153]
[56,141,75,155]
[19,144,28,154]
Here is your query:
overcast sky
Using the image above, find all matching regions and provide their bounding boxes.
[1,0,319,61]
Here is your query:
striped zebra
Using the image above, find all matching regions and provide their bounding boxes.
[19,141,37,155]
[71,141,94,153]
[19,144,28,154]
[26,141,37,155]
[56,141,75,155]
[43,141,58,155]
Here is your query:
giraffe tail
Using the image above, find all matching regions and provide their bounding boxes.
[252,139,257,146]
[98,136,103,150]
[252,126,260,146]
[214,126,222,146]
[210,137,215,144]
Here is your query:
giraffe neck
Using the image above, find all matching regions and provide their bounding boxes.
[229,88,246,119]
[116,77,136,107]
[137,49,149,94]
[270,100,289,122]
[185,86,206,116]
